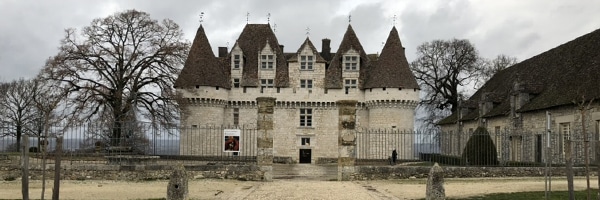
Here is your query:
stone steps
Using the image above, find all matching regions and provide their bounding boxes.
[272,164,338,181]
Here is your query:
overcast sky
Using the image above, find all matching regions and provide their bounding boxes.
[1,0,599,82]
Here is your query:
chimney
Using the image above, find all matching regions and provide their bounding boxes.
[218,47,228,58]
[279,45,284,53]
[322,38,331,60]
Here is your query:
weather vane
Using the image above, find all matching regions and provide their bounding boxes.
[246,12,250,24]
[348,14,352,23]
[305,27,311,36]
[273,23,277,33]
[199,12,204,24]
[267,13,271,24]
[393,14,397,26]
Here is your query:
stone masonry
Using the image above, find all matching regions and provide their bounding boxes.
[337,100,357,181]
[257,97,276,181]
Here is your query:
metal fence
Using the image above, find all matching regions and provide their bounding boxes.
[356,128,598,167]
[0,122,258,166]
[2,122,597,167]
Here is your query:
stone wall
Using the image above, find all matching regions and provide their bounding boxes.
[0,164,264,181]
[2,164,593,182]
[351,166,596,181]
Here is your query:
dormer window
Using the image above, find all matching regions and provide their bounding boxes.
[261,54,275,69]
[344,55,359,71]
[300,55,313,70]
[233,54,241,69]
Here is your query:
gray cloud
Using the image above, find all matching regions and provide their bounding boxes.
[1,0,599,82]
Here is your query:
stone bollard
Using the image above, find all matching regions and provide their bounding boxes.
[167,164,188,200]
[426,162,445,200]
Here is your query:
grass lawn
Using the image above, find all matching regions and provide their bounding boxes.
[445,189,599,199]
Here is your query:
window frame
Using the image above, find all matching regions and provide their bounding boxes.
[343,55,359,71]
[300,55,314,70]
[261,54,275,69]
[299,108,313,127]
[233,78,240,88]
[233,54,241,69]
[344,79,357,94]
[300,79,313,89]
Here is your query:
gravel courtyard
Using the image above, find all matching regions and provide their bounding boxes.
[0,177,595,200]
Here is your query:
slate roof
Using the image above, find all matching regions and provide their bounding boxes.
[325,25,370,89]
[231,24,289,87]
[438,28,600,125]
[175,25,229,89]
[364,27,419,89]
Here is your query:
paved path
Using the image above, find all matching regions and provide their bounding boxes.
[228,180,400,200]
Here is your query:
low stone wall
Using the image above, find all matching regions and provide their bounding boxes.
[1,163,595,182]
[0,164,264,182]
[351,166,597,180]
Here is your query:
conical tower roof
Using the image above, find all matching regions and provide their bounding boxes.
[325,24,369,89]
[175,25,229,89]
[364,27,419,89]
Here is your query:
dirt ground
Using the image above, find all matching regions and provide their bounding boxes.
[0,177,595,200]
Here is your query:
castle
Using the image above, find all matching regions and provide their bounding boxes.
[174,23,420,164]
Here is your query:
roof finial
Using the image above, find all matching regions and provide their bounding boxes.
[305,27,311,36]
[226,42,230,48]
[393,14,396,27]
[246,12,250,24]
[267,13,271,24]
[348,14,352,23]
[381,42,385,48]
[273,23,277,33]
[199,12,204,25]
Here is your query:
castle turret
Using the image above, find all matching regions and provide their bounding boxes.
[364,26,419,130]
[175,25,228,127]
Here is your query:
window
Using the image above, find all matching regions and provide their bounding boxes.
[301,138,310,146]
[233,78,240,88]
[344,55,358,71]
[344,79,357,94]
[260,79,274,93]
[233,54,241,69]
[300,108,312,127]
[560,122,571,155]
[233,108,239,126]
[300,55,313,70]
[261,54,274,69]
[191,125,198,129]
[300,79,313,89]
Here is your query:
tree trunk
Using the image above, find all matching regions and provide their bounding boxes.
[21,134,29,200]
[16,125,22,152]
[566,138,575,200]
[52,137,62,200]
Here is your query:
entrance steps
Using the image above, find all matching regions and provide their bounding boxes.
[273,164,338,181]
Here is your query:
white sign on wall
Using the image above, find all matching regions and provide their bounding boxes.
[223,129,241,152]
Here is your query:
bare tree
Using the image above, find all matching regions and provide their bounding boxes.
[0,78,40,151]
[411,39,482,114]
[41,10,189,146]
[474,54,518,89]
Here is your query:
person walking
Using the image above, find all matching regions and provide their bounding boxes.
[392,149,398,165]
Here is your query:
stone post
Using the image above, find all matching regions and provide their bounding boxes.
[337,100,357,181]
[257,97,276,181]
[426,163,445,200]
[167,164,188,200]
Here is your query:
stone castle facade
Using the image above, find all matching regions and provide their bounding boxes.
[175,23,420,164]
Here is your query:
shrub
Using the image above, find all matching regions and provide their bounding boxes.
[461,127,499,166]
